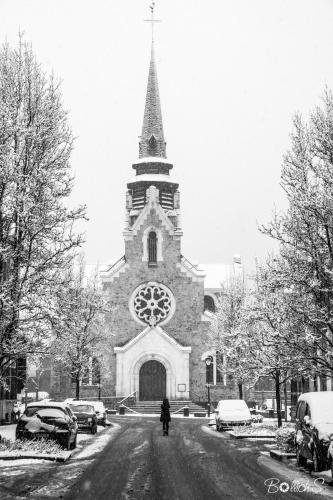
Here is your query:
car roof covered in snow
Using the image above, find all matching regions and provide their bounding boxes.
[298,392,333,424]
[26,401,69,410]
[217,399,249,408]
[298,391,333,405]
[67,399,105,408]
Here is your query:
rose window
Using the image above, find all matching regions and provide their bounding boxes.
[131,282,174,326]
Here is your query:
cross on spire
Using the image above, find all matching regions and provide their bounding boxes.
[144,1,161,41]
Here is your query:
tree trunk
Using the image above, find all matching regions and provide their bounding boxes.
[284,380,288,422]
[314,375,318,391]
[75,376,80,399]
[238,382,243,399]
[275,372,282,428]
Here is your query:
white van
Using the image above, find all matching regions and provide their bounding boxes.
[215,399,252,431]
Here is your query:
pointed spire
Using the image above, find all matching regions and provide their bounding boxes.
[139,43,166,159]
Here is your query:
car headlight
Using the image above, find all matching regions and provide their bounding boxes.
[88,418,92,423]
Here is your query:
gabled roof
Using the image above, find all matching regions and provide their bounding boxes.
[114,324,191,353]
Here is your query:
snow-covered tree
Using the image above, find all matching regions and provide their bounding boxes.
[50,259,111,399]
[0,38,86,394]
[261,89,333,384]
[246,258,307,426]
[208,273,257,399]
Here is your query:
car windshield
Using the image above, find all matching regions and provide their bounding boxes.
[69,405,93,413]
[24,407,66,418]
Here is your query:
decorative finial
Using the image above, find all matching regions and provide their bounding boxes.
[144,1,161,41]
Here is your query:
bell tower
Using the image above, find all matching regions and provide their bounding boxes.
[124,40,181,234]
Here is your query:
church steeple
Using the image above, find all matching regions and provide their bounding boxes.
[125,3,180,230]
[139,43,166,159]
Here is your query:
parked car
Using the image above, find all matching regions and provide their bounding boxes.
[86,401,107,426]
[215,399,252,431]
[15,401,78,450]
[69,403,98,434]
[65,399,107,426]
[295,392,333,476]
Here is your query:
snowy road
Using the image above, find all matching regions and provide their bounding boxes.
[66,416,332,500]
[1,417,333,499]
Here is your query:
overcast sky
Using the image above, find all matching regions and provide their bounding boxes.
[2,0,333,272]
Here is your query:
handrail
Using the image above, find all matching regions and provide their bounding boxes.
[118,390,137,406]
[171,406,188,415]
[121,404,139,414]
[189,390,204,402]
[180,255,198,270]
[102,255,126,275]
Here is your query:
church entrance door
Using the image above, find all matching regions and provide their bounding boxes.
[139,360,166,401]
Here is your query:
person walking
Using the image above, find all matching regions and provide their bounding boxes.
[160,398,171,436]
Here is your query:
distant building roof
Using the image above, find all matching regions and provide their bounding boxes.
[201,256,243,290]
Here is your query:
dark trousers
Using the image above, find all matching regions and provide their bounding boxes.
[162,420,169,433]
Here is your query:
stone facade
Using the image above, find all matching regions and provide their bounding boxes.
[99,40,250,404]
[102,186,211,400]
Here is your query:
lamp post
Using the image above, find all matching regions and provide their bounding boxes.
[205,356,213,418]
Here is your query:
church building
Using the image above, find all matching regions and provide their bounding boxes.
[100,39,244,404]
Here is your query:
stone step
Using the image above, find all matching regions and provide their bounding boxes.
[124,400,206,415]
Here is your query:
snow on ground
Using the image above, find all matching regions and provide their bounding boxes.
[117,413,211,419]
[74,423,120,459]
[0,458,49,467]
[0,424,16,442]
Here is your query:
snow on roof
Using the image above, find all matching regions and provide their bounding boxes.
[85,261,242,291]
[26,401,68,409]
[217,399,249,409]
[127,173,178,185]
[133,156,173,165]
[298,391,333,425]
[298,391,333,404]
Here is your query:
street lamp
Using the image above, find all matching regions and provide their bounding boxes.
[205,356,213,417]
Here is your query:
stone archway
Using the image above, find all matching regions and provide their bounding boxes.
[139,360,166,401]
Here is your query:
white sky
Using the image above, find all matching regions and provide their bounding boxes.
[2,0,333,273]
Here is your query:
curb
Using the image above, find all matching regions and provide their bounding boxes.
[227,431,276,441]
[269,449,296,461]
[0,450,72,462]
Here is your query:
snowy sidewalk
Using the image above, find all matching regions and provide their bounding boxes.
[0,424,16,441]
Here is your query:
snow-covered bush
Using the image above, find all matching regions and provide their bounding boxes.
[0,437,63,455]
[230,423,277,436]
[275,426,296,452]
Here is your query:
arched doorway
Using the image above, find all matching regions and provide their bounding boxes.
[139,360,166,401]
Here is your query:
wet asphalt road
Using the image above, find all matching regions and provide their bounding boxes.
[64,416,328,500]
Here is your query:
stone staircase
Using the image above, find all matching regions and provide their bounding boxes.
[125,400,206,415]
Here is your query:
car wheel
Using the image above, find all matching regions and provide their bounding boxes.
[71,433,77,449]
[331,459,333,479]
[296,446,307,467]
[62,435,71,450]
[91,424,97,435]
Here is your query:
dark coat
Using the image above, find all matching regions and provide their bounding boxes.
[160,402,171,423]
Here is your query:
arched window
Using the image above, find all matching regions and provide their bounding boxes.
[148,135,158,156]
[204,295,216,313]
[148,231,157,265]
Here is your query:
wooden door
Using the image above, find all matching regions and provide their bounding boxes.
[139,360,166,401]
